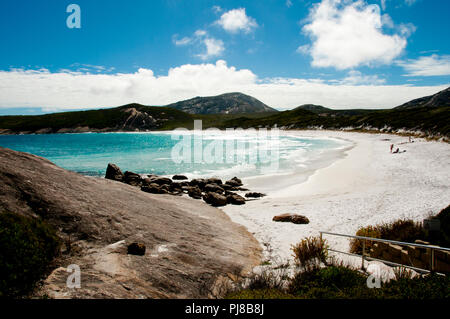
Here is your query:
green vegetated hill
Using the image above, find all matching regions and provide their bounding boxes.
[0,104,193,134]
[395,87,450,109]
[220,88,450,137]
[0,88,449,136]
[165,92,278,114]
[221,105,450,137]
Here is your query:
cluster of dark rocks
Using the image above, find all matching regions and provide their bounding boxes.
[105,163,266,207]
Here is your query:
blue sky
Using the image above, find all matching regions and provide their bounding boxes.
[0,0,449,114]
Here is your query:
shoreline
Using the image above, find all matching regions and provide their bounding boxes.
[221,130,450,267]
[1,127,448,142]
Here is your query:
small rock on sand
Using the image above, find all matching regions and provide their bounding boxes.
[245,192,266,198]
[272,214,309,224]
[127,242,146,255]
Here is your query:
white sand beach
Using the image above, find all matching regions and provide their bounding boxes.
[222,130,450,267]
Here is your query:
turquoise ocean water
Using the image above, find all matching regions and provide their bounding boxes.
[0,132,347,180]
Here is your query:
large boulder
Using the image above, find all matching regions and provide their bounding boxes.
[189,178,207,189]
[147,176,172,186]
[227,193,246,205]
[169,182,182,191]
[105,163,124,182]
[187,186,202,199]
[225,177,243,187]
[204,183,225,194]
[205,178,222,185]
[141,183,169,194]
[272,214,309,224]
[123,171,142,186]
[221,183,237,191]
[172,175,188,180]
[203,192,227,207]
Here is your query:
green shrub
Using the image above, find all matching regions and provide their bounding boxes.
[287,265,370,298]
[291,236,328,271]
[350,220,426,254]
[349,225,381,254]
[229,255,450,299]
[288,266,449,299]
[0,212,60,298]
[377,219,425,242]
[382,273,450,299]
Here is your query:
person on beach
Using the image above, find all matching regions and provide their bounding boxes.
[390,144,394,153]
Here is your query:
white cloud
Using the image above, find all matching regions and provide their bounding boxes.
[212,6,222,14]
[381,0,418,9]
[194,30,207,37]
[216,8,258,34]
[334,70,386,85]
[398,23,416,37]
[398,55,450,76]
[173,36,192,46]
[381,14,394,28]
[0,61,447,111]
[302,0,408,69]
[173,30,224,60]
[65,63,115,74]
[296,44,310,55]
[197,38,225,60]
[286,0,293,8]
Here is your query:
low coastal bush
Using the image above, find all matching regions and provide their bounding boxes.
[226,235,450,299]
[350,205,450,254]
[244,269,287,291]
[349,226,381,255]
[227,265,450,299]
[381,273,450,299]
[287,265,371,298]
[350,219,425,254]
[0,212,60,298]
[377,219,425,242]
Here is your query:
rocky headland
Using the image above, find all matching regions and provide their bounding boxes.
[0,147,261,298]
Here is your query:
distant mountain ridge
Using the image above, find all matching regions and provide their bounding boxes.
[165,92,278,115]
